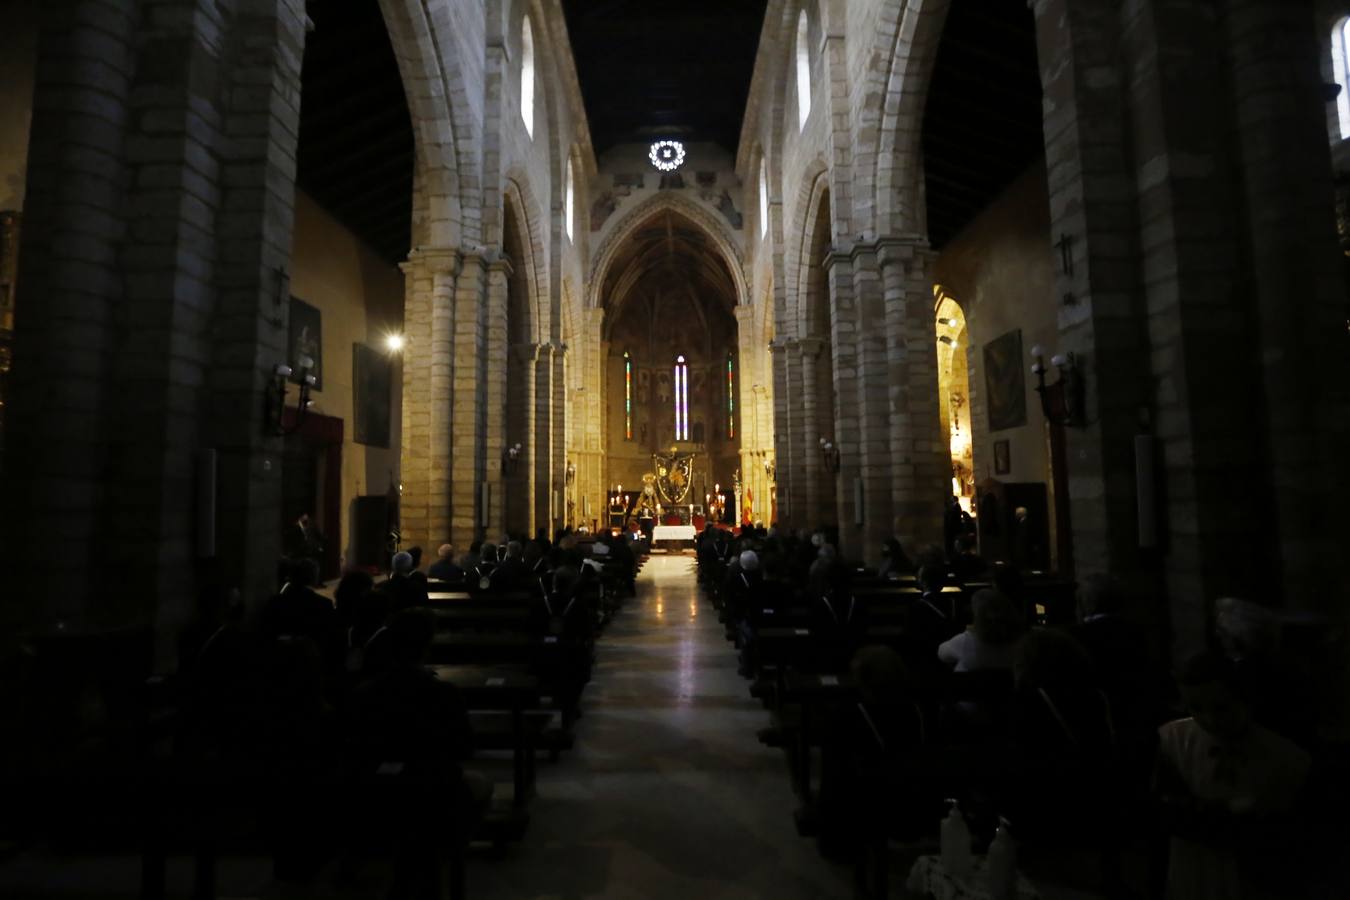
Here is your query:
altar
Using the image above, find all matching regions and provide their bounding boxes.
[652,524,698,543]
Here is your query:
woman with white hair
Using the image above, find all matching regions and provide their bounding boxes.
[937,589,1025,672]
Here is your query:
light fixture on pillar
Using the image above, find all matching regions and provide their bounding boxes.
[819,436,840,474]
[502,442,523,475]
[1030,345,1085,427]
[267,356,315,436]
[385,333,406,352]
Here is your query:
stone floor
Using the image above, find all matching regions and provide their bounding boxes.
[0,553,856,899]
[463,552,854,899]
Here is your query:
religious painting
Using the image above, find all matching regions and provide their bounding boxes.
[983,329,1026,432]
[993,439,1011,475]
[288,297,323,390]
[637,368,651,404]
[353,342,392,448]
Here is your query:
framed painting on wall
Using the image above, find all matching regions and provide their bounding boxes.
[353,342,392,448]
[288,296,323,391]
[993,439,1011,475]
[983,329,1026,432]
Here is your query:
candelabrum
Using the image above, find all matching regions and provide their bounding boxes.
[267,356,315,435]
[1030,345,1085,427]
[819,436,840,473]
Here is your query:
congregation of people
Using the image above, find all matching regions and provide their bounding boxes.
[165,525,641,898]
[697,521,1344,899]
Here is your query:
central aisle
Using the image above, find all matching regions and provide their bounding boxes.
[472,553,851,899]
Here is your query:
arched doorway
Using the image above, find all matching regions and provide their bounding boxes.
[934,287,973,516]
[601,210,741,530]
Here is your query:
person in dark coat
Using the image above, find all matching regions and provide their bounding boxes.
[427,544,464,582]
[377,551,430,611]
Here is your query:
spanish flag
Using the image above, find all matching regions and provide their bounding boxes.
[742,487,753,526]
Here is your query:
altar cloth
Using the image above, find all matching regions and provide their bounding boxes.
[652,525,697,542]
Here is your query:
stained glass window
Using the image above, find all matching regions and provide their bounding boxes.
[726,353,735,439]
[624,352,633,440]
[674,355,689,441]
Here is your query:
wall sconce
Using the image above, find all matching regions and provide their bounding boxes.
[267,356,315,435]
[565,460,577,485]
[938,334,958,349]
[502,442,523,475]
[385,333,406,352]
[1030,345,1085,427]
[819,436,840,474]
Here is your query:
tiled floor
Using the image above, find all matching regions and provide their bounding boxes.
[0,554,853,899]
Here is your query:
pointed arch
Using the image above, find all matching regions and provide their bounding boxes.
[378,0,481,245]
[588,193,748,311]
[871,0,953,236]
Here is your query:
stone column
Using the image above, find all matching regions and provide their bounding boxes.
[848,242,896,564]
[822,252,860,543]
[1,0,137,628]
[1032,0,1153,599]
[880,237,946,552]
[797,338,823,527]
[450,252,486,548]
[769,338,794,526]
[400,248,460,552]
[551,341,568,533]
[529,342,556,534]
[508,341,541,536]
[483,257,512,541]
[1224,0,1350,610]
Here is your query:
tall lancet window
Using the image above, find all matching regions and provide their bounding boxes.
[726,352,736,439]
[521,15,536,138]
[674,355,689,441]
[1335,18,1350,138]
[624,352,633,440]
[795,10,811,130]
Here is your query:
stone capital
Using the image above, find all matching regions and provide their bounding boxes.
[874,234,930,272]
[797,336,827,359]
[401,245,461,277]
[486,254,515,278]
[511,341,544,363]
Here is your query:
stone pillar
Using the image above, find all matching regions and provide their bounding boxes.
[551,341,568,533]
[204,0,307,612]
[508,341,541,536]
[450,252,486,548]
[822,253,859,543]
[797,338,823,526]
[2,0,137,628]
[1224,0,1350,610]
[399,247,460,553]
[532,343,555,533]
[848,242,896,564]
[1032,0,1153,601]
[769,338,795,526]
[880,237,946,552]
[483,257,512,541]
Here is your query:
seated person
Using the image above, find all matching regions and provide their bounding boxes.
[876,537,913,581]
[406,545,428,588]
[347,609,490,897]
[261,557,337,645]
[949,535,987,580]
[472,543,500,587]
[377,551,430,611]
[489,540,527,591]
[427,543,464,582]
[907,565,960,648]
[456,540,482,572]
[334,569,375,630]
[1154,651,1311,900]
[937,589,1023,672]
